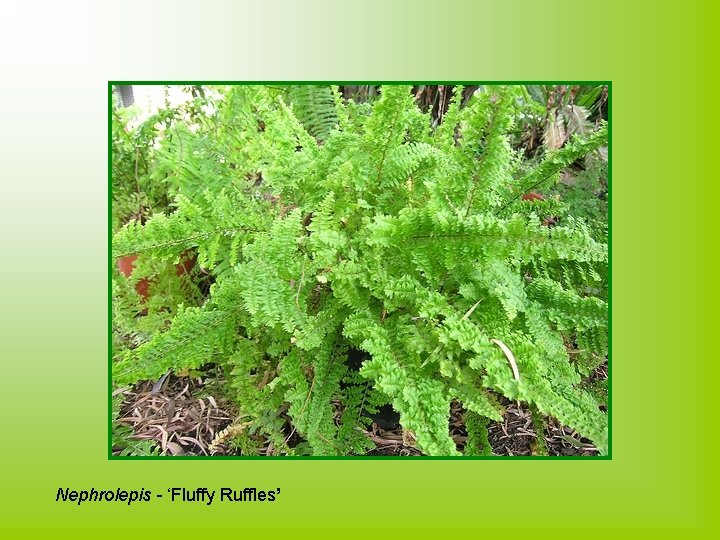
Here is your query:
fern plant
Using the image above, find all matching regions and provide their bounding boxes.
[112,85,609,456]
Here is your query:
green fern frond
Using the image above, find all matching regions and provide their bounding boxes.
[285,85,339,142]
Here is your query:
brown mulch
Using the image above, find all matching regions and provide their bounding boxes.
[485,398,599,457]
[115,360,607,457]
[363,422,424,457]
[544,417,599,457]
[486,400,537,456]
[114,370,233,456]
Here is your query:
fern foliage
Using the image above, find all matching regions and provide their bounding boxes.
[112,85,609,456]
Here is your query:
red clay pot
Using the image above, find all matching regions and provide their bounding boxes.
[117,255,150,301]
[117,252,195,302]
[175,252,195,276]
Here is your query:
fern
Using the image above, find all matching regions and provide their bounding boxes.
[464,411,492,456]
[112,85,609,456]
[284,85,339,142]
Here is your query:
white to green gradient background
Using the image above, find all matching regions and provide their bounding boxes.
[1,1,717,537]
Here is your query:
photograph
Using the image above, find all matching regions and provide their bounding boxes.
[6,0,719,536]
[110,83,610,458]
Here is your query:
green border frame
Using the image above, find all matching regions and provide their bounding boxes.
[108,81,611,460]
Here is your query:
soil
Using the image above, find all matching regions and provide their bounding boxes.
[115,361,607,457]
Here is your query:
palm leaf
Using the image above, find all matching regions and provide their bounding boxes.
[562,104,592,137]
